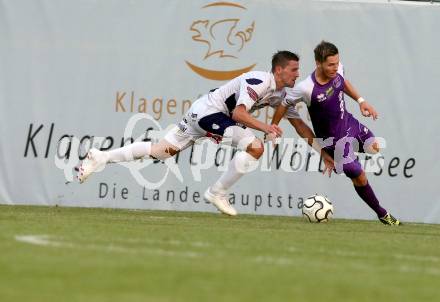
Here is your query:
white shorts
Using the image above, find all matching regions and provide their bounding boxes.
[164,96,256,151]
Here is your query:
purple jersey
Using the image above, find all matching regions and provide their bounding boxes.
[283,64,377,178]
[283,63,357,140]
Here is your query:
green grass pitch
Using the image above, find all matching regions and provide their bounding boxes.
[1,205,439,302]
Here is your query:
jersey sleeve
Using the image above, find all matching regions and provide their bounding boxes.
[236,75,270,111]
[281,82,310,119]
[285,105,301,119]
[282,84,306,107]
[265,94,300,119]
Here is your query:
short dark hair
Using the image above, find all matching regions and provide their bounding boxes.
[271,50,299,72]
[314,41,339,63]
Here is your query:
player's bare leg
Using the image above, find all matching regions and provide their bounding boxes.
[364,139,381,155]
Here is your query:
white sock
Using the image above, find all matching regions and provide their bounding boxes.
[211,151,258,194]
[106,142,151,163]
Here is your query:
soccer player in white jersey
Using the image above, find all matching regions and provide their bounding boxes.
[272,41,401,225]
[78,51,301,216]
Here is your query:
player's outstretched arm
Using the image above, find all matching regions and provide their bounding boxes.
[232,105,282,136]
[288,118,334,177]
[271,103,288,126]
[263,104,289,143]
[344,79,378,120]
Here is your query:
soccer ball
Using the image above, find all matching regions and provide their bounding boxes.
[302,194,334,223]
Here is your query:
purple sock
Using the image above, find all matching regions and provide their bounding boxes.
[354,183,387,218]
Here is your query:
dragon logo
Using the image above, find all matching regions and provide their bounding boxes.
[185,2,257,81]
[190,19,255,59]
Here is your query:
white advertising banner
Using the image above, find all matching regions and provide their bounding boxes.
[1,0,439,223]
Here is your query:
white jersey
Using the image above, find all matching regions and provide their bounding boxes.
[206,70,298,119]
[167,70,300,150]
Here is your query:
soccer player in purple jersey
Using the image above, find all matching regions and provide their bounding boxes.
[272,41,401,225]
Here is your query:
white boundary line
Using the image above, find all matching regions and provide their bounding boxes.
[15,235,202,258]
[14,235,440,275]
